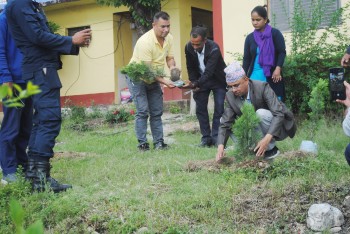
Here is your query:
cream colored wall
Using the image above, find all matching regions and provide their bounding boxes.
[170,0,212,81]
[222,0,264,64]
[45,4,129,98]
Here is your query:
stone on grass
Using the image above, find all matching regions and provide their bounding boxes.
[330,227,342,233]
[307,203,344,231]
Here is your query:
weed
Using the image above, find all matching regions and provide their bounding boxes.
[169,103,181,114]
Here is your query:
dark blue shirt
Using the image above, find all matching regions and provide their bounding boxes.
[0,11,23,84]
[5,0,78,76]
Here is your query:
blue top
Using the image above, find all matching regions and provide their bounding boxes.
[250,47,266,82]
[0,11,23,84]
[5,0,78,76]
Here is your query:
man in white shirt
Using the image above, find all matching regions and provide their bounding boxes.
[184,26,227,147]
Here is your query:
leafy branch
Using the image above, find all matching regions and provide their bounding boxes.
[120,62,165,84]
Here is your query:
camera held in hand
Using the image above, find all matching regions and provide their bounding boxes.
[329,67,346,101]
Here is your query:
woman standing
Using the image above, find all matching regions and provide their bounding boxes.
[243,5,286,101]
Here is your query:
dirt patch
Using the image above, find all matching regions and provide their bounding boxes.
[184,150,315,173]
[185,157,235,172]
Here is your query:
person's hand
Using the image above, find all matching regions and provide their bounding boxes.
[271,67,282,83]
[336,81,350,107]
[179,81,193,89]
[3,82,13,98]
[72,29,92,47]
[3,82,13,89]
[156,76,176,88]
[254,134,273,157]
[216,144,226,162]
[164,80,176,89]
[341,53,350,67]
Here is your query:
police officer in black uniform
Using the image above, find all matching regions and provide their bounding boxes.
[6,0,91,193]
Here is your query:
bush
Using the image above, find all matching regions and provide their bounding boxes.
[232,102,261,160]
[283,1,349,114]
[105,107,135,124]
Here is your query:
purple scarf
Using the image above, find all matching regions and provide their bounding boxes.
[253,24,275,77]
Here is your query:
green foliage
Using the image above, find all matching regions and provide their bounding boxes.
[96,0,162,36]
[0,82,41,108]
[283,1,349,114]
[47,21,61,34]
[232,103,261,159]
[168,103,181,114]
[307,79,328,140]
[105,106,135,124]
[9,199,44,234]
[121,62,165,84]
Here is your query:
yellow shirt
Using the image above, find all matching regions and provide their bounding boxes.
[129,29,174,70]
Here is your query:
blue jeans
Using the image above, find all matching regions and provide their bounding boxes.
[0,83,33,176]
[345,143,350,166]
[193,88,226,144]
[127,77,164,145]
[24,68,62,159]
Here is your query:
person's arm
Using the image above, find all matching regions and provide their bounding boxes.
[7,1,89,54]
[0,14,13,85]
[216,96,236,161]
[337,81,350,136]
[253,84,284,157]
[341,46,350,67]
[343,109,350,137]
[185,43,200,87]
[271,29,286,83]
[242,35,252,74]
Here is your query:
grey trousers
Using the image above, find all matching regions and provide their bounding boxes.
[126,77,164,145]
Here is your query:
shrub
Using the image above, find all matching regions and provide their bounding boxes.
[232,102,261,160]
[307,78,328,140]
[120,62,166,84]
[105,107,135,124]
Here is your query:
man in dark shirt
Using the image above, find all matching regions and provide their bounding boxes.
[184,26,227,147]
[6,0,91,193]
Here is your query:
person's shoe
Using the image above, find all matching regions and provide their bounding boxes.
[1,173,17,185]
[264,146,280,160]
[138,143,150,151]
[154,142,169,150]
[198,141,213,148]
[46,177,72,193]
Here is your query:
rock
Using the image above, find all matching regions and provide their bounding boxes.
[170,68,181,81]
[307,203,333,231]
[330,227,342,233]
[307,203,344,231]
[332,206,344,227]
[343,196,350,211]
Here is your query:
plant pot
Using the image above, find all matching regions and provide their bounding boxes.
[299,140,318,154]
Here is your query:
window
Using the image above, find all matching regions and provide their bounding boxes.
[67,26,90,36]
[268,0,341,32]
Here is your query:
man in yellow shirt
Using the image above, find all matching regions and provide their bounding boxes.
[127,11,177,151]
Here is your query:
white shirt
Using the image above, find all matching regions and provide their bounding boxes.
[197,45,206,74]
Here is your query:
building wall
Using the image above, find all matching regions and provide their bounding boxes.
[221,0,264,64]
[45,3,130,105]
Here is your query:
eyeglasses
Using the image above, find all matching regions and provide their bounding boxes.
[227,83,241,90]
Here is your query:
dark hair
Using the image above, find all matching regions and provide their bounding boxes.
[251,5,270,24]
[190,26,207,40]
[153,11,170,22]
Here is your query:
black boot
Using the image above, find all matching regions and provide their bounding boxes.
[25,158,36,181]
[33,160,72,193]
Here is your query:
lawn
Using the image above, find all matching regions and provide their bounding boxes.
[1,112,350,233]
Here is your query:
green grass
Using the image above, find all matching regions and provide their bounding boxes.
[1,116,350,233]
